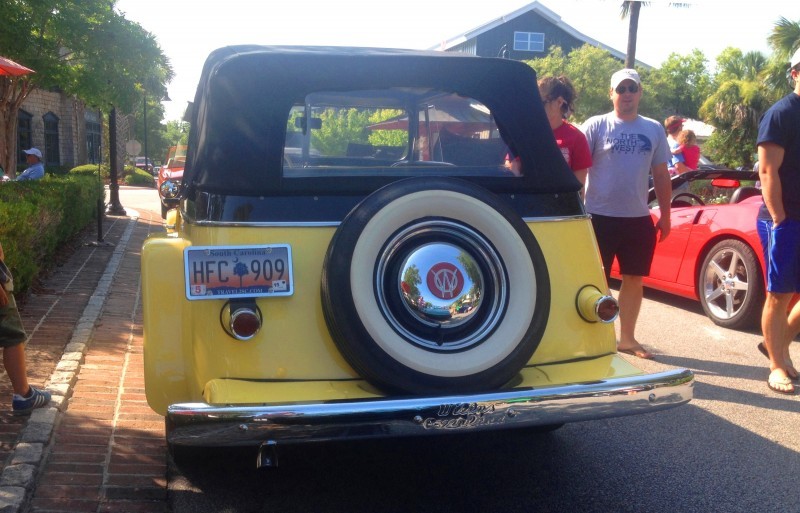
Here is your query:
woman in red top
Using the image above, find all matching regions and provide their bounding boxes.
[537,76,593,186]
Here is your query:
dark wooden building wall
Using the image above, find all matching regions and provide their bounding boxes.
[472,11,587,60]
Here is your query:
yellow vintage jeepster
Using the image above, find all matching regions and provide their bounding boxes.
[141,46,693,467]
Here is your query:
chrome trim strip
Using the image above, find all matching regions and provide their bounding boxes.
[186,215,589,228]
[166,368,693,447]
[521,214,590,223]
[191,220,342,228]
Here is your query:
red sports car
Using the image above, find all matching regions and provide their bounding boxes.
[611,168,765,330]
[157,145,186,218]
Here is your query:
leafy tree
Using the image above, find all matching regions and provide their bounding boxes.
[645,49,713,120]
[402,265,422,304]
[525,45,621,123]
[312,108,407,156]
[312,108,372,155]
[763,17,800,95]
[157,120,190,163]
[131,94,169,166]
[700,18,800,168]
[366,109,405,148]
[767,16,800,61]
[0,0,172,176]
[699,49,773,168]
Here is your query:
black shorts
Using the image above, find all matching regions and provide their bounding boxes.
[590,214,656,279]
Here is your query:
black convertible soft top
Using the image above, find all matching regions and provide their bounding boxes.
[183,45,580,198]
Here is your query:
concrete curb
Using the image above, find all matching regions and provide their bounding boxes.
[0,214,138,513]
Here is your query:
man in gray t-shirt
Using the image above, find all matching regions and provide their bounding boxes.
[581,68,672,360]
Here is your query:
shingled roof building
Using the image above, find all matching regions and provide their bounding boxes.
[434,1,646,67]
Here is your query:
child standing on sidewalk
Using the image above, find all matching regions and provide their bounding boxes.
[0,242,51,414]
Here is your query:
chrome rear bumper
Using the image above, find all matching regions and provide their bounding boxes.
[167,368,693,447]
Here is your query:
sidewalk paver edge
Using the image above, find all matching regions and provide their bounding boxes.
[0,215,138,512]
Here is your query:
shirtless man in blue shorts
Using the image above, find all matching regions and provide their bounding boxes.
[756,48,800,395]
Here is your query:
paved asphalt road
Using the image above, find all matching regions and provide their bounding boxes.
[120,187,799,513]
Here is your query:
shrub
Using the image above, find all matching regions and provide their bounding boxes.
[0,175,104,294]
[69,164,141,183]
[125,167,156,186]
[70,163,109,180]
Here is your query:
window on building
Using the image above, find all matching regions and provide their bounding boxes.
[17,110,33,163]
[513,32,545,52]
[43,112,60,166]
[86,112,102,164]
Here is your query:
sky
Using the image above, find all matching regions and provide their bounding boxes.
[115,0,800,122]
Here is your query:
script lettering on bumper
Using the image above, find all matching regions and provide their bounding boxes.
[421,402,507,430]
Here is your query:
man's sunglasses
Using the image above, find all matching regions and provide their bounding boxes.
[615,84,639,94]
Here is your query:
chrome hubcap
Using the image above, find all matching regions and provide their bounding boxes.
[376,220,507,352]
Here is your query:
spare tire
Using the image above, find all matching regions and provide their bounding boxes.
[321,177,550,394]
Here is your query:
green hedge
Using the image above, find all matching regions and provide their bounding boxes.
[69,163,109,180]
[69,164,142,183]
[125,167,156,186]
[0,175,104,294]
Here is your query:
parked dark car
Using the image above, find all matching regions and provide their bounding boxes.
[135,156,154,174]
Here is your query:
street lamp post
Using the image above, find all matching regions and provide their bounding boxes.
[143,92,149,176]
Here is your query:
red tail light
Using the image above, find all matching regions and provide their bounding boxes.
[222,300,262,340]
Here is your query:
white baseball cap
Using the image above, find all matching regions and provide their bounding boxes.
[23,148,42,159]
[791,47,800,69]
[610,68,641,89]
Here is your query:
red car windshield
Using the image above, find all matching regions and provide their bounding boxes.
[165,145,187,170]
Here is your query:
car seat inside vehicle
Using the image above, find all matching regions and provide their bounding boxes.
[729,186,761,204]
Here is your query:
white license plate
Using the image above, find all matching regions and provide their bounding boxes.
[184,245,293,300]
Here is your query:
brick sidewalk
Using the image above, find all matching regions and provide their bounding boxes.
[0,209,168,512]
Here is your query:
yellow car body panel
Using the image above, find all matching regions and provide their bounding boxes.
[201,355,642,406]
[143,217,616,414]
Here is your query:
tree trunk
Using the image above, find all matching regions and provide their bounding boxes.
[0,77,34,178]
[107,107,126,215]
[625,1,641,68]
[0,106,15,178]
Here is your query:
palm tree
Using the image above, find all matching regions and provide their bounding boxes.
[620,2,690,68]
[699,50,772,168]
[767,16,800,61]
[765,17,800,97]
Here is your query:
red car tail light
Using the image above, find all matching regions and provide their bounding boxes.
[710,178,740,188]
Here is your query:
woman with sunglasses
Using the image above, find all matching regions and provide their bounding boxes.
[580,68,673,360]
[534,75,593,188]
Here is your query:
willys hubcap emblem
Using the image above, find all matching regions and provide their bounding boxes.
[426,262,464,299]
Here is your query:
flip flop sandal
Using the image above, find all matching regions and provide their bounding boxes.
[618,347,655,360]
[767,373,795,395]
[758,342,799,381]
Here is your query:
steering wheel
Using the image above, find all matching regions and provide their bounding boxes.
[671,192,705,206]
